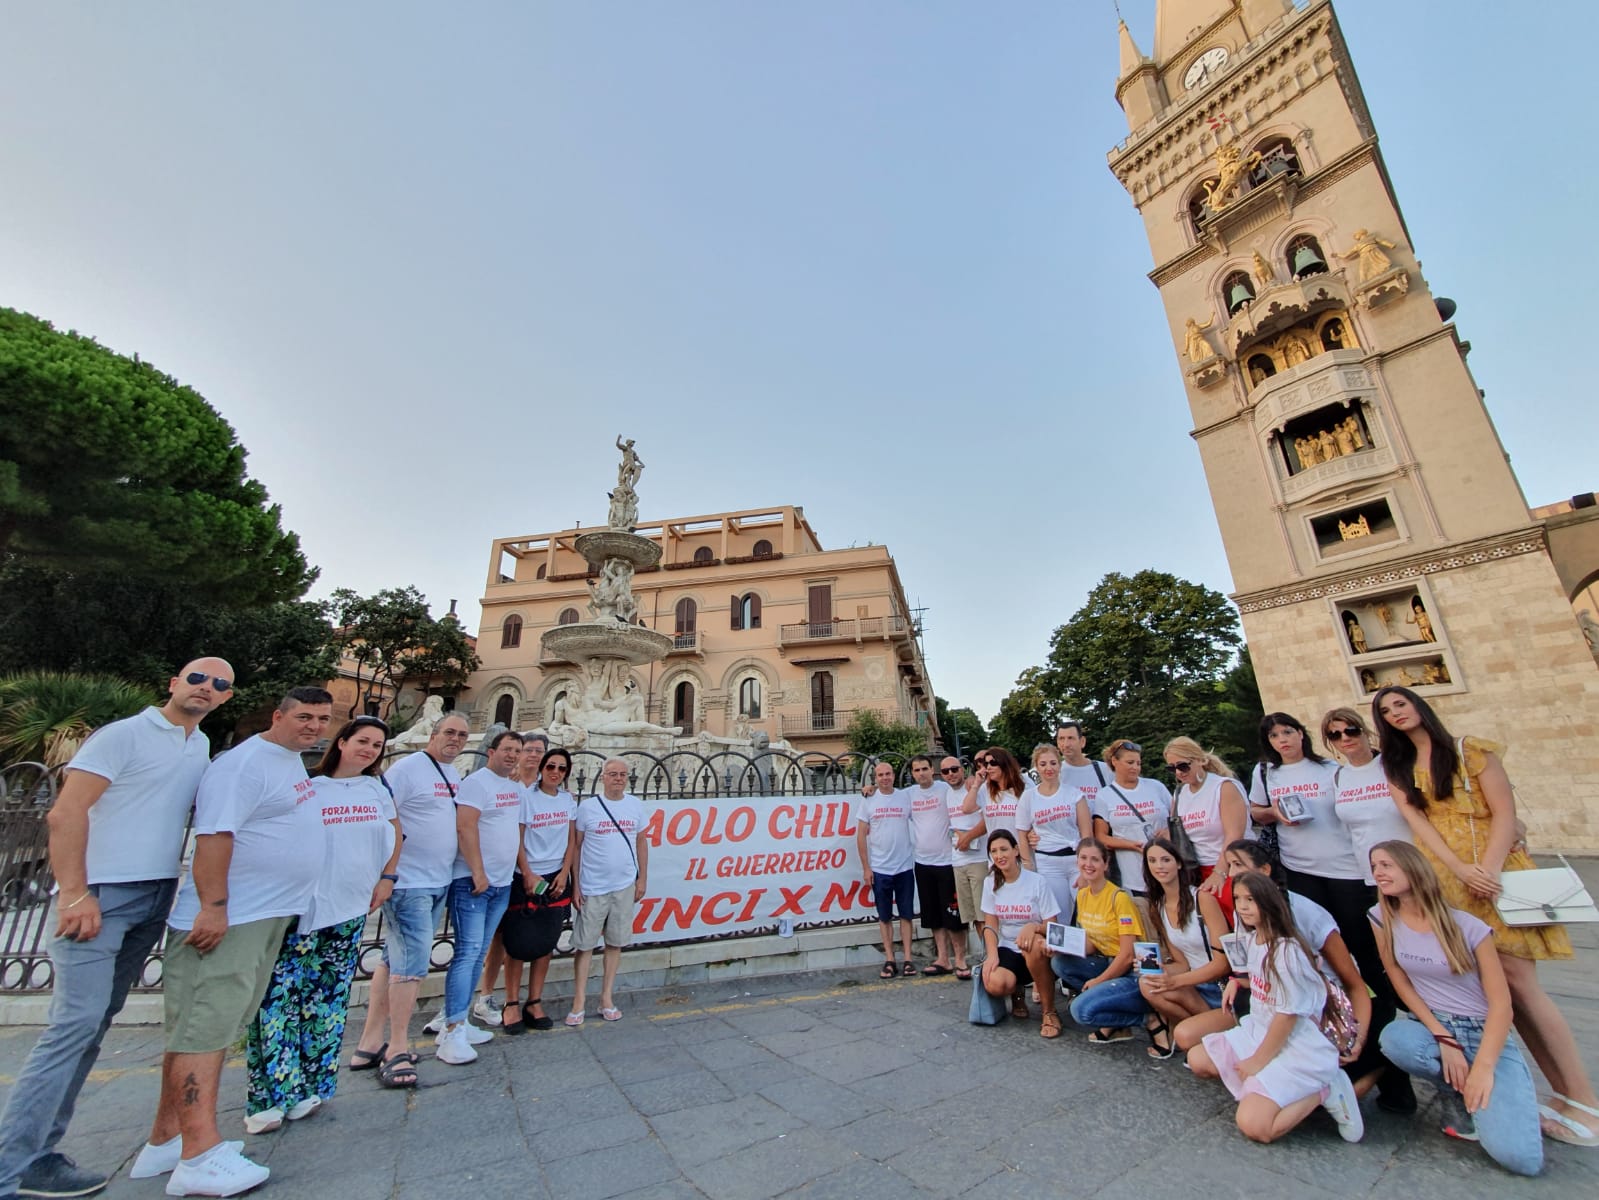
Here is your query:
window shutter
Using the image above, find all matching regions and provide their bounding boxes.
[730,593,743,631]
[748,594,761,629]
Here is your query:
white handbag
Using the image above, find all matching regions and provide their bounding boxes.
[1494,862,1599,926]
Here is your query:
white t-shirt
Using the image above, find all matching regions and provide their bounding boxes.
[169,736,320,930]
[948,784,987,868]
[384,752,462,888]
[451,769,526,888]
[1332,757,1412,884]
[907,782,953,866]
[1174,771,1249,868]
[67,706,212,884]
[860,790,915,875]
[980,868,1061,952]
[1287,891,1339,983]
[982,788,1024,845]
[521,787,576,876]
[1249,759,1361,880]
[302,775,397,932]
[1059,760,1107,812]
[1016,783,1084,854]
[1091,778,1172,892]
[575,793,645,897]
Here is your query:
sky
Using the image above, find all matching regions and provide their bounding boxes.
[2,1,1594,725]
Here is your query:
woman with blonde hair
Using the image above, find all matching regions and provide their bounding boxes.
[1163,737,1249,894]
[1322,707,1410,882]
[1370,840,1541,1173]
[1089,739,1170,897]
[1373,685,1598,1145]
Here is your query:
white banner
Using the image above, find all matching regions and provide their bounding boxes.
[630,793,877,944]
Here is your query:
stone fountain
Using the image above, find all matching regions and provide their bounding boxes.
[539,438,682,753]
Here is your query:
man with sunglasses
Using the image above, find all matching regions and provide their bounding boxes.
[474,733,549,1029]
[0,660,234,1200]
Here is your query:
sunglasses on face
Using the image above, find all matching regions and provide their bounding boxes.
[1170,760,1193,773]
[1329,726,1364,740]
[939,766,962,775]
[184,672,233,693]
[974,757,994,767]
[544,762,570,772]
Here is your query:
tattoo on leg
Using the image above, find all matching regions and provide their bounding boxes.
[182,1072,200,1106]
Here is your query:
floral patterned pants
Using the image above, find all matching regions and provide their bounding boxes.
[244,916,366,1115]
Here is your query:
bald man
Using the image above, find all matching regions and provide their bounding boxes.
[0,658,234,1200]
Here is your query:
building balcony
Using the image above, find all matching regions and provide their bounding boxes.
[777,615,915,656]
[1226,272,1354,358]
[667,631,706,658]
[780,710,852,738]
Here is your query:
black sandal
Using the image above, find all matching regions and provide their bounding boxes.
[523,998,554,1032]
[1146,1021,1175,1060]
[900,960,918,978]
[378,1052,419,1088]
[349,1042,387,1071]
[879,960,897,979]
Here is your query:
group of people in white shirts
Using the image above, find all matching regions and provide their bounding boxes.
[854,711,1594,1176]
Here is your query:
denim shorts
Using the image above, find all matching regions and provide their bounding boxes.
[872,869,916,923]
[381,884,450,980]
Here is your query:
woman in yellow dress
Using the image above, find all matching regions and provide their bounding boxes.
[1373,685,1597,1147]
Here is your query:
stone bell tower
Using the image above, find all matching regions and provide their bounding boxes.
[1107,0,1599,848]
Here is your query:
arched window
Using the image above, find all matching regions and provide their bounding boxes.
[535,563,547,580]
[1249,137,1301,186]
[674,597,697,635]
[752,539,773,559]
[494,694,515,727]
[1223,271,1255,316]
[557,607,580,626]
[693,547,714,564]
[1320,318,1347,351]
[1189,182,1218,236]
[1286,233,1328,278]
[738,677,762,719]
[500,614,522,649]
[731,592,761,631]
[672,680,696,735]
[1246,354,1277,386]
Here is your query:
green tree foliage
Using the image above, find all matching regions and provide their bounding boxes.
[933,695,988,757]
[992,571,1261,782]
[844,709,932,761]
[0,672,155,766]
[331,587,480,720]
[0,308,312,605]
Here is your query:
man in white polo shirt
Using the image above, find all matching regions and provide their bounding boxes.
[567,759,647,1026]
[132,686,332,1198]
[0,659,232,1200]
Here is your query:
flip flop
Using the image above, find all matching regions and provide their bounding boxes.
[348,1042,387,1071]
[879,961,897,980]
[564,1011,586,1027]
[1539,1097,1599,1147]
[954,967,973,980]
[921,963,954,976]
[900,961,917,978]
[600,1007,623,1022]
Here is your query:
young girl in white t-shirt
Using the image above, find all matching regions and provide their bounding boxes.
[1189,871,1364,1145]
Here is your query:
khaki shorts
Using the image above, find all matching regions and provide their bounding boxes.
[573,886,636,951]
[953,863,989,926]
[162,916,293,1053]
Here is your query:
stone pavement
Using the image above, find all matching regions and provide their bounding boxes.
[2,913,1596,1199]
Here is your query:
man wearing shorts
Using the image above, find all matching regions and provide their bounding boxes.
[903,755,964,977]
[857,761,916,978]
[0,658,231,1200]
[942,756,987,978]
[567,759,647,1025]
[135,686,332,1197]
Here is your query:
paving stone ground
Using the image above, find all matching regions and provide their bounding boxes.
[3,866,1597,1200]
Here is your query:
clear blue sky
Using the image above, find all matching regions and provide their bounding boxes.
[1,2,1592,724]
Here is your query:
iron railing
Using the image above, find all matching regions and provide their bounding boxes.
[0,748,941,995]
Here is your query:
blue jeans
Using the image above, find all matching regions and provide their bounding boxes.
[381,884,450,981]
[444,878,511,1023]
[0,880,175,1194]
[1380,1013,1542,1176]
[1051,951,1151,1029]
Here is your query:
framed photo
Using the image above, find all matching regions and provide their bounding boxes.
[1135,941,1163,975]
[1278,792,1310,823]
[1046,921,1086,956]
[1222,932,1251,973]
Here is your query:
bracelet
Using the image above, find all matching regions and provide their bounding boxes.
[380,874,399,883]
[59,892,92,910]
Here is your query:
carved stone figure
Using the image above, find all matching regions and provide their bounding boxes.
[1360,669,1379,693]
[1183,316,1214,364]
[391,695,446,749]
[607,436,646,531]
[1251,250,1274,289]
[1339,229,1397,282]
[1283,335,1314,367]
[1580,610,1599,657]
[1203,142,1263,212]
[1407,596,1436,643]
[1343,613,1368,654]
[1318,428,1339,461]
[1334,423,1357,456]
[1293,436,1314,470]
[1376,603,1394,631]
[1339,514,1371,540]
[586,559,638,624]
[1421,662,1450,685]
[1322,318,1347,350]
[1343,414,1366,450]
[1396,667,1418,686]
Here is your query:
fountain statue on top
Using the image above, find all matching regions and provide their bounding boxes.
[540,438,680,750]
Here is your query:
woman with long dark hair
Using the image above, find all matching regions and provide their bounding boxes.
[964,747,1032,869]
[244,716,402,1122]
[1370,841,1542,1173]
[1139,838,1229,1059]
[1373,685,1597,1145]
[978,830,1061,1037]
[498,747,576,1034]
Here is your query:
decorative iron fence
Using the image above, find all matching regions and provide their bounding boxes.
[0,748,938,995]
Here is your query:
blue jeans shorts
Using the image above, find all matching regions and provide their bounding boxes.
[381,884,449,981]
[872,869,916,924]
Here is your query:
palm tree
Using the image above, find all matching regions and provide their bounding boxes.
[0,673,155,766]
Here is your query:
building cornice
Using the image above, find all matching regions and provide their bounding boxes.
[1232,527,1549,614]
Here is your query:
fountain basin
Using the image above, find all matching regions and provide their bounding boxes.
[541,622,673,666]
[575,530,662,570]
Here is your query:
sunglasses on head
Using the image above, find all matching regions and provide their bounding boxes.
[184,672,233,693]
[350,716,390,734]
[1328,726,1364,740]
[1114,741,1141,754]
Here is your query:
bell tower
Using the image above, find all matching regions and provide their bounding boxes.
[1108,0,1599,848]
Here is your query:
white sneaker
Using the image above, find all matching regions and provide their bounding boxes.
[1322,1070,1365,1142]
[461,1018,493,1045]
[164,1144,270,1197]
[421,1007,446,1035]
[285,1096,321,1121]
[435,1023,478,1065]
[242,1108,283,1135]
[471,994,503,1026]
[131,1139,246,1180]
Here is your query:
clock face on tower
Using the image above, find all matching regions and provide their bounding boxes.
[1183,46,1230,91]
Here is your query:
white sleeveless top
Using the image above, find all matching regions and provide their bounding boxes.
[1174,771,1248,867]
[1159,888,1212,971]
